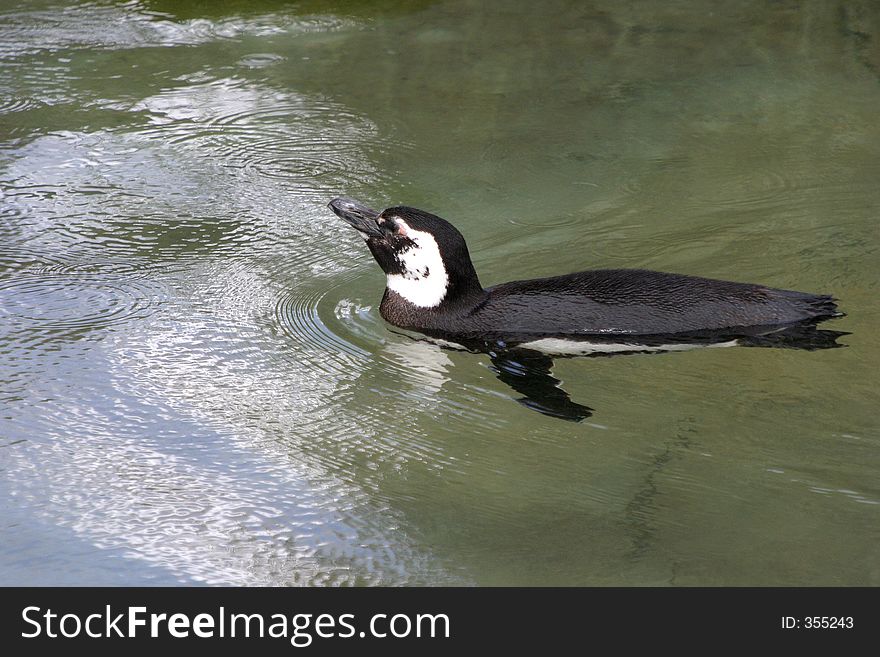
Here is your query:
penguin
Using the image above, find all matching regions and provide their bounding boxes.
[328,197,846,421]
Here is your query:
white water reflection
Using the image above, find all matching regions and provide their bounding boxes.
[0,1,350,60]
[383,340,455,397]
[0,8,463,583]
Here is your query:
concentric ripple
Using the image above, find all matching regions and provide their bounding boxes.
[237,53,286,69]
[322,282,507,430]
[131,78,402,193]
[274,285,368,362]
[684,161,802,213]
[0,262,165,341]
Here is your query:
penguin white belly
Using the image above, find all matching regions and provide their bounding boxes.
[518,337,740,355]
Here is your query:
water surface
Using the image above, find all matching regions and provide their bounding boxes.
[1,0,878,585]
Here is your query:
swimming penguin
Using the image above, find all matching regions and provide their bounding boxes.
[328,197,846,421]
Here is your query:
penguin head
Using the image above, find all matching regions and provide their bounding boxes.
[328,197,483,309]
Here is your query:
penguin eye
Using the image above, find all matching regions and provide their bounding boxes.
[378,216,408,237]
[388,218,409,237]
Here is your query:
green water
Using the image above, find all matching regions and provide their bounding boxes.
[0,0,878,585]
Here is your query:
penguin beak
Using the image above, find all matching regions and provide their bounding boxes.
[328,197,384,238]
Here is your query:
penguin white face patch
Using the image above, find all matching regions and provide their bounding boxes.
[385,219,449,308]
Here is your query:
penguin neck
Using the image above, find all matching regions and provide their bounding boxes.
[439,267,487,311]
[379,267,487,330]
[384,237,486,312]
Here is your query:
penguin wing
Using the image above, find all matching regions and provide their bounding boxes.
[481,269,839,336]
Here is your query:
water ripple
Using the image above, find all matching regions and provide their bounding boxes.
[132,78,392,193]
[0,262,166,342]
[324,287,509,433]
[0,95,44,115]
[683,161,802,213]
[275,286,368,362]
[237,52,286,69]
[332,297,384,347]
